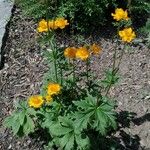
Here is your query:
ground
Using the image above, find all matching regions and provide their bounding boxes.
[0,7,150,150]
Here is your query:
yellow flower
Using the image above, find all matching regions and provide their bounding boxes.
[47,83,61,95]
[37,18,69,32]
[119,27,136,42]
[55,18,69,29]
[111,8,129,21]
[45,95,53,103]
[28,95,44,108]
[64,47,77,59]
[76,47,90,60]
[37,19,48,32]
[90,43,102,55]
[48,20,58,30]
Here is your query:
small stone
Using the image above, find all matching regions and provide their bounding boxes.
[140,139,146,147]
[60,44,65,47]
[145,95,150,100]
[8,144,12,149]
[27,139,31,144]
[118,101,122,106]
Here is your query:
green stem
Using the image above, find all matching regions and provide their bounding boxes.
[112,46,117,73]
[45,0,58,82]
[60,67,63,85]
[50,35,58,82]
[105,44,117,96]
[45,0,49,20]
[105,43,126,96]
[72,59,75,83]
[53,48,58,82]
[105,75,114,96]
[116,44,126,70]
[127,0,132,14]
[86,60,89,84]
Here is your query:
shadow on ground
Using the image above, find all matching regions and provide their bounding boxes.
[113,111,150,150]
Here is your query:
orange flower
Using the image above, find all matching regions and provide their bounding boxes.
[64,47,77,59]
[76,47,90,60]
[111,8,129,21]
[47,83,61,95]
[37,18,69,32]
[90,43,102,55]
[28,95,44,108]
[45,95,53,103]
[48,20,58,30]
[55,18,69,29]
[119,27,136,42]
[37,19,48,32]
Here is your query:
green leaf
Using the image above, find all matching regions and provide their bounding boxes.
[73,94,97,110]
[59,133,71,148]
[64,133,74,150]
[75,134,90,149]
[96,109,107,127]
[19,111,26,125]
[49,118,76,150]
[107,115,117,130]
[3,115,14,128]
[73,100,92,109]
[59,132,75,150]
[101,69,119,87]
[94,109,108,135]
[3,108,32,136]
[73,94,98,131]
[59,116,74,128]
[74,110,94,131]
[12,114,21,135]
[42,114,53,129]
[23,115,35,135]
[15,100,27,109]
[93,102,117,135]
[50,122,73,136]
[27,108,37,116]
[74,94,117,136]
[100,103,114,112]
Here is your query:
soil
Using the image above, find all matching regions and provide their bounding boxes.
[0,7,150,150]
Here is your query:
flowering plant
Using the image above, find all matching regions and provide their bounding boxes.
[4,6,136,150]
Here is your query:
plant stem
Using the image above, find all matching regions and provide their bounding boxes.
[127,0,132,14]
[105,75,114,96]
[72,59,76,83]
[86,60,89,83]
[60,67,63,85]
[105,43,117,96]
[86,59,89,85]
[45,0,58,82]
[53,46,58,82]
[112,46,117,73]
[105,43,127,96]
[50,35,58,82]
[116,44,126,70]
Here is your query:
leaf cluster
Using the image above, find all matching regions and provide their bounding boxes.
[41,94,117,150]
[141,18,150,48]
[3,101,36,136]
[130,0,150,14]
[16,0,118,32]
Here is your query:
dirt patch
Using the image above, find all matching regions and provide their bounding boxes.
[0,7,150,150]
